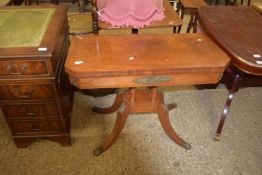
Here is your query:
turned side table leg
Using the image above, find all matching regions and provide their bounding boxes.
[192,13,198,33]
[186,11,194,33]
[248,0,251,6]
[92,91,125,114]
[157,103,191,150]
[176,2,184,33]
[93,104,130,156]
[215,74,240,140]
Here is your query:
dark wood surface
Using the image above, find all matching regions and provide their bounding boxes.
[198,6,262,140]
[65,33,230,155]
[0,5,74,148]
[198,6,262,76]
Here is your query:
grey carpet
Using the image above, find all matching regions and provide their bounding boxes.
[0,87,261,175]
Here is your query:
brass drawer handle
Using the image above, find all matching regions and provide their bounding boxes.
[20,64,27,70]
[133,75,171,85]
[26,112,37,116]
[28,123,43,131]
[22,106,39,116]
[5,64,27,75]
[10,72,22,75]
[14,87,34,98]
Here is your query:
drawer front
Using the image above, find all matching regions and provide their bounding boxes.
[0,60,49,76]
[0,84,55,101]
[1,103,58,119]
[9,120,63,134]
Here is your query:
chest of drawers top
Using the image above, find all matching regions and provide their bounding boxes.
[0,5,68,78]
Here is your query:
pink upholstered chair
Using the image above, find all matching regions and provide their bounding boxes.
[98,0,165,28]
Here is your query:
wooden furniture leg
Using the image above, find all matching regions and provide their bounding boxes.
[48,135,71,146]
[186,11,194,33]
[241,0,251,6]
[14,135,71,148]
[157,103,191,149]
[14,137,36,148]
[92,87,191,156]
[176,1,184,33]
[215,74,240,140]
[186,11,198,33]
[177,0,206,33]
[215,65,262,140]
[192,13,198,33]
[93,104,129,156]
[248,0,251,6]
[92,91,125,114]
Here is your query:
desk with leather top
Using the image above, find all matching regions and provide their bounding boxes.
[198,6,262,140]
[0,5,74,148]
[65,34,230,155]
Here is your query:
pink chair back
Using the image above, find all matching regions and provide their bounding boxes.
[97,0,165,28]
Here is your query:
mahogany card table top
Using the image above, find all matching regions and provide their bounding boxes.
[65,34,230,89]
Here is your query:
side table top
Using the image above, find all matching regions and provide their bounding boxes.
[65,34,229,78]
[198,6,262,76]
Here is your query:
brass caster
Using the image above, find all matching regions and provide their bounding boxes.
[166,103,177,110]
[93,147,103,156]
[92,107,99,113]
[181,142,191,150]
[214,133,221,141]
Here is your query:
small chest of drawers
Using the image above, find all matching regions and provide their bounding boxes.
[0,5,74,148]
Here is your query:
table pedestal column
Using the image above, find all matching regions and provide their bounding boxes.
[92,87,191,156]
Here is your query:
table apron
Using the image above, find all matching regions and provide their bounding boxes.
[69,73,222,89]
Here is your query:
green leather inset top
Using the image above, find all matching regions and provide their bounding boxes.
[0,8,54,48]
[0,0,10,6]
